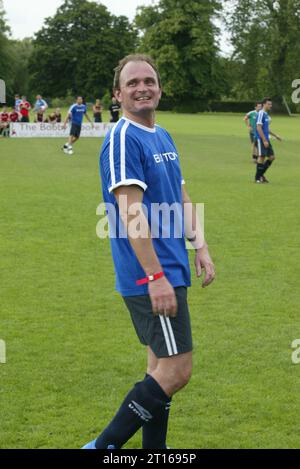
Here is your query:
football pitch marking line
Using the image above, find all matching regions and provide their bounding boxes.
[0,339,6,364]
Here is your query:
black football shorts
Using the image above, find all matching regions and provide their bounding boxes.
[123,286,193,358]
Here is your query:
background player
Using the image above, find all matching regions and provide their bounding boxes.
[244,102,262,163]
[33,94,48,114]
[255,97,282,183]
[109,96,121,122]
[62,96,93,155]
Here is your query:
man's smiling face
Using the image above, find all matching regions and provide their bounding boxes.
[115,61,162,118]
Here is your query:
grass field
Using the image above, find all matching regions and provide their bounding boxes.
[0,112,300,449]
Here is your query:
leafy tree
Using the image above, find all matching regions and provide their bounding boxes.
[8,38,34,99]
[224,0,300,102]
[135,0,229,110]
[0,0,12,98]
[29,0,137,100]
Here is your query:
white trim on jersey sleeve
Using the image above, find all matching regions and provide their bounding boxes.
[109,123,117,188]
[109,179,148,193]
[68,104,76,113]
[256,110,264,125]
[108,120,147,194]
[181,179,185,185]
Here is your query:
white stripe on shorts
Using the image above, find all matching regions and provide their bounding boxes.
[159,315,178,356]
[165,317,178,355]
[159,315,173,356]
[257,139,262,156]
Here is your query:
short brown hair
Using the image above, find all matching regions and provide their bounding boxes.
[262,97,272,104]
[113,54,162,91]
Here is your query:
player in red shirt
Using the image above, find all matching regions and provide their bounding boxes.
[19,96,31,122]
[9,107,20,122]
[0,106,10,136]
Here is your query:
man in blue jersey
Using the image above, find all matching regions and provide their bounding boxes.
[62,96,93,155]
[82,54,215,450]
[33,94,48,114]
[255,97,282,183]
[14,94,22,111]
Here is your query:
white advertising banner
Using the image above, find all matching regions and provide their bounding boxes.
[9,122,114,138]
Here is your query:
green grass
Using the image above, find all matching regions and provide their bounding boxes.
[0,112,300,449]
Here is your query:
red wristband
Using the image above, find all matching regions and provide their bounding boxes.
[136,271,164,286]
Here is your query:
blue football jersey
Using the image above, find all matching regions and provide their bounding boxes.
[256,110,270,141]
[34,98,47,110]
[100,117,191,296]
[69,103,87,126]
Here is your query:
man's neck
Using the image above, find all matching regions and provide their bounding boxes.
[122,111,155,129]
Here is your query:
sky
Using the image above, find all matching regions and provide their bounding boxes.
[2,0,232,55]
[2,0,156,38]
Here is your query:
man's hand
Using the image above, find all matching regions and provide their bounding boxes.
[194,244,215,288]
[148,276,177,317]
[263,139,269,148]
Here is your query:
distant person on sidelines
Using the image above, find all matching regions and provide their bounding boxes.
[0,106,10,136]
[244,102,262,163]
[34,109,45,123]
[55,108,62,123]
[9,107,19,123]
[19,96,31,122]
[255,97,282,184]
[93,99,103,122]
[33,94,48,114]
[62,96,93,155]
[109,96,121,122]
[14,94,22,111]
[45,112,57,123]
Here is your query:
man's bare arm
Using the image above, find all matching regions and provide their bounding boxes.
[63,113,71,128]
[85,113,93,125]
[257,124,269,147]
[269,130,282,141]
[243,115,251,129]
[113,184,177,316]
[182,185,215,288]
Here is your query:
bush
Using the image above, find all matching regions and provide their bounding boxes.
[208,101,255,113]
[51,90,75,109]
[101,90,113,110]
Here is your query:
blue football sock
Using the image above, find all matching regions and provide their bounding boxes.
[262,159,273,174]
[95,376,169,449]
[142,373,172,449]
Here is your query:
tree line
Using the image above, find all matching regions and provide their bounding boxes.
[1,0,300,111]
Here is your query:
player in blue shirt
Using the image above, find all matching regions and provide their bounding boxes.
[82,54,215,450]
[255,97,282,183]
[14,94,22,111]
[62,96,93,155]
[33,94,48,113]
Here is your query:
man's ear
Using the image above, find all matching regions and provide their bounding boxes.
[114,90,121,103]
